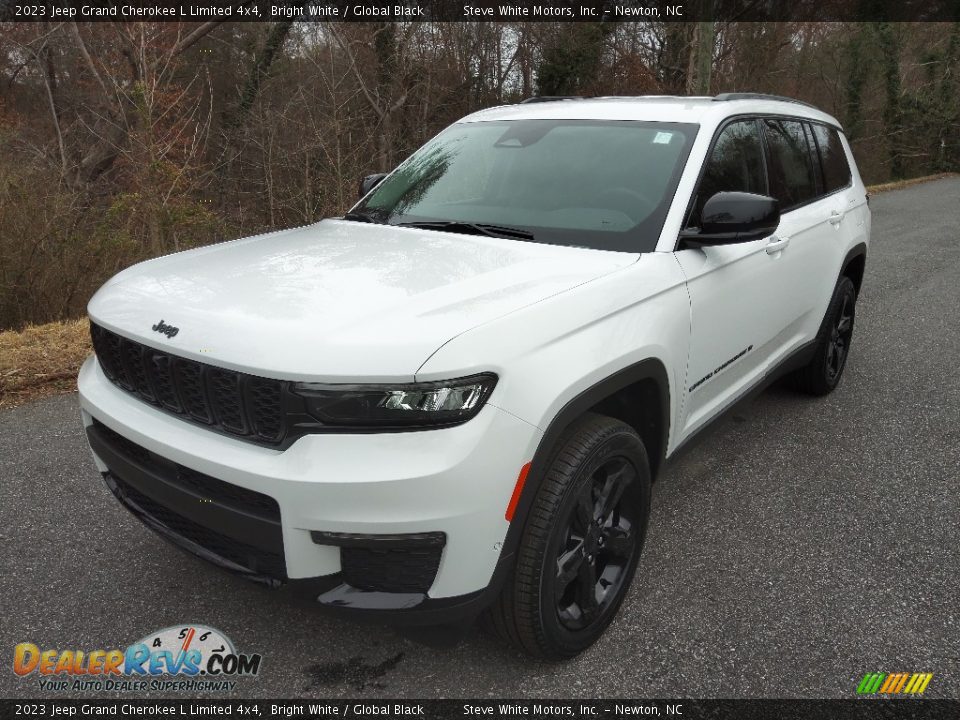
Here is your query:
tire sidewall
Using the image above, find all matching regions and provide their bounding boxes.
[820,277,857,391]
[536,430,651,657]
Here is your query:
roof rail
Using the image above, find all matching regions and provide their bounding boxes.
[519,96,584,104]
[713,93,818,110]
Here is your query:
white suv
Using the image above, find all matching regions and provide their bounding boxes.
[79,94,870,659]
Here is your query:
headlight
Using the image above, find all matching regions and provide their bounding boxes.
[291,373,497,428]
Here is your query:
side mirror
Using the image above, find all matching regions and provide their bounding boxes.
[358,173,388,200]
[680,191,780,247]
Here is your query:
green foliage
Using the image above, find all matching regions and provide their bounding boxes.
[874,21,905,179]
[537,24,610,96]
[843,26,870,142]
[0,157,225,329]
[98,191,224,260]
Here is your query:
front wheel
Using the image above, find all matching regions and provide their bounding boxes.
[483,413,652,660]
[790,275,857,396]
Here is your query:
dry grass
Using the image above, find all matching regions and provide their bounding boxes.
[0,318,91,409]
[866,172,958,194]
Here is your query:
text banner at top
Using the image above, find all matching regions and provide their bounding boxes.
[0,700,959,718]
[2,0,958,23]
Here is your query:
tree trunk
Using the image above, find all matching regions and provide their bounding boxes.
[373,22,397,170]
[227,21,294,129]
[843,24,869,143]
[687,21,714,95]
[936,20,960,171]
[874,22,904,179]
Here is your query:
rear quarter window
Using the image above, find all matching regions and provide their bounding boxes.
[810,123,853,194]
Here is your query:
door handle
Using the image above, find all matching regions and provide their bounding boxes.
[765,236,790,254]
[828,210,845,225]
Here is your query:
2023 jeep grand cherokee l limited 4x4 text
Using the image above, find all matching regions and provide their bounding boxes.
[79,94,870,659]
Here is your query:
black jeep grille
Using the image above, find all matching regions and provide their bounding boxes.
[91,323,289,444]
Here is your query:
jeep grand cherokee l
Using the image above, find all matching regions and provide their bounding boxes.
[79,94,870,659]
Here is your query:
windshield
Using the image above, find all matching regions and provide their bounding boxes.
[351,119,698,252]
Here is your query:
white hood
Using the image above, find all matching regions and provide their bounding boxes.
[88,219,636,381]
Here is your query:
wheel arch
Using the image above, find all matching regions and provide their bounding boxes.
[841,242,867,295]
[498,358,670,564]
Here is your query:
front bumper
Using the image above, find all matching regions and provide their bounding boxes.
[78,356,542,623]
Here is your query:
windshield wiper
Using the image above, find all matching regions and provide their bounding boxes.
[343,210,378,223]
[398,221,534,241]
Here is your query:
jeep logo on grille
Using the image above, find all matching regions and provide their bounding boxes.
[152,319,179,338]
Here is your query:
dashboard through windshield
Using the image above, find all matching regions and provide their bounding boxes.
[351,119,699,252]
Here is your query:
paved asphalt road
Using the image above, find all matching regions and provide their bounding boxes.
[2,178,958,700]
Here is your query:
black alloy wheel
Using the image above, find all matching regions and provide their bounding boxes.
[825,291,854,383]
[553,457,640,631]
[790,275,857,396]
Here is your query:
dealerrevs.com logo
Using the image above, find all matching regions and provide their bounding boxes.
[13,625,261,693]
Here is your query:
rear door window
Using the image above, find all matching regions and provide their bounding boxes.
[761,118,818,210]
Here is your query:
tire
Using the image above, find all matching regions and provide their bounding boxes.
[483,412,652,660]
[790,275,857,396]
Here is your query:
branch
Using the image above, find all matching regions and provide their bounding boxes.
[69,22,110,98]
[327,23,384,118]
[32,44,69,178]
[173,21,224,56]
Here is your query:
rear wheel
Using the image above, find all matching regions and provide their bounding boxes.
[484,413,651,659]
[790,275,857,396]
